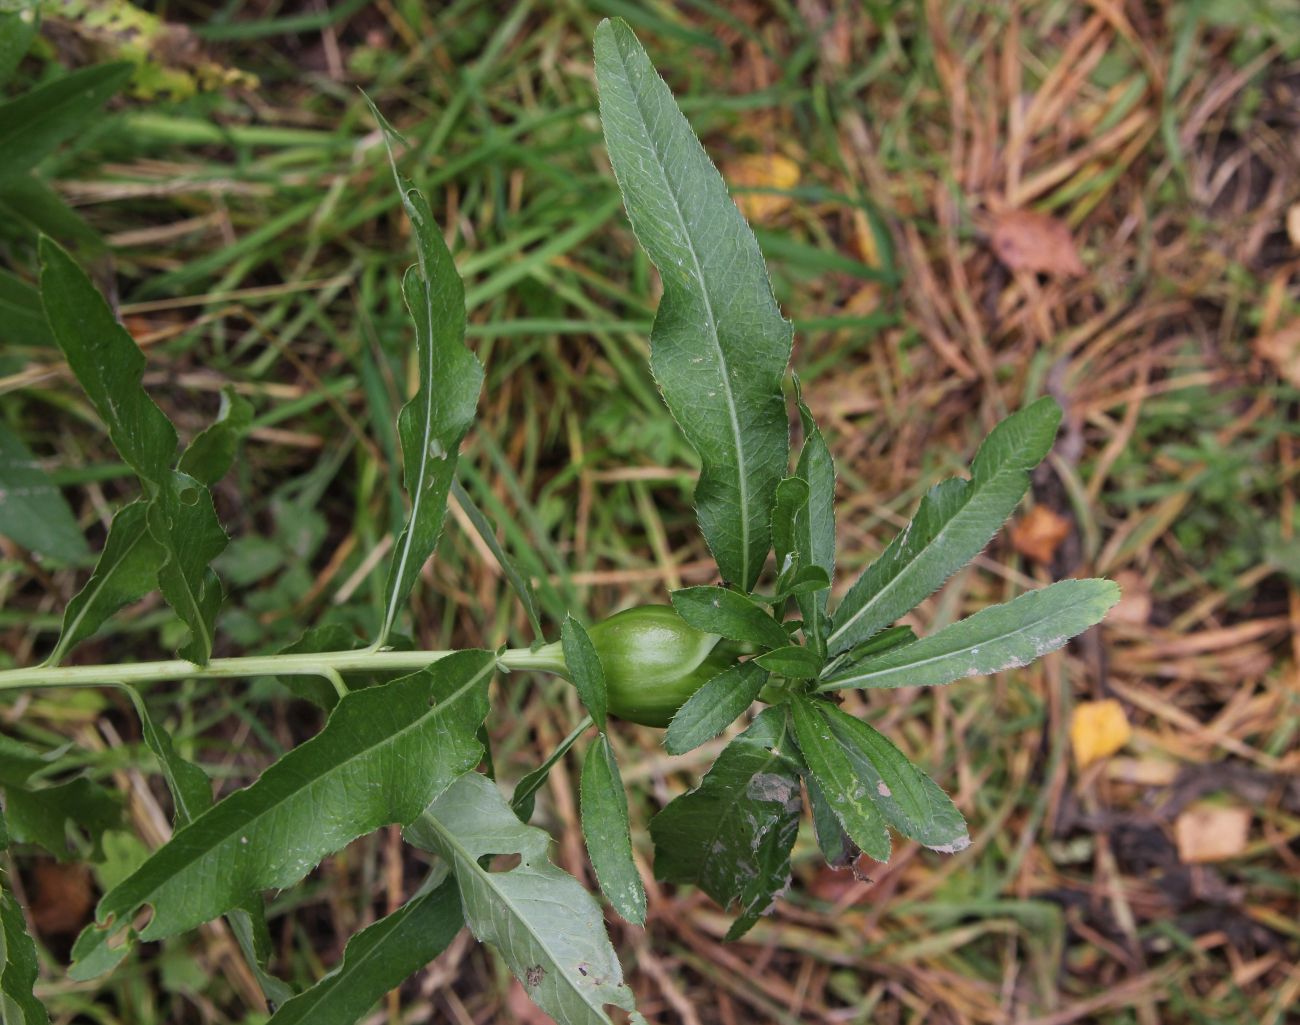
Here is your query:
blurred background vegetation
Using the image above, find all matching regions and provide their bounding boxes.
[1,1,1298,1022]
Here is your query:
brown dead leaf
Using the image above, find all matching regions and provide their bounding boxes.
[1011,505,1072,563]
[29,859,95,936]
[1109,569,1152,626]
[1071,699,1132,770]
[725,153,801,224]
[1175,804,1251,863]
[1253,320,1300,388]
[990,208,1085,276]
[1287,203,1300,249]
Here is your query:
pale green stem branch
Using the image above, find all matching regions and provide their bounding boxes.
[0,646,567,693]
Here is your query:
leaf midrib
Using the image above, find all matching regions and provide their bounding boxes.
[826,592,1084,688]
[611,37,752,588]
[828,463,1023,650]
[114,658,492,920]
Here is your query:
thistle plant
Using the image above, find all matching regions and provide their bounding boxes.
[0,19,1118,1025]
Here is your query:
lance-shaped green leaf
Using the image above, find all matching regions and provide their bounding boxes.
[794,386,836,652]
[70,652,493,977]
[511,715,592,823]
[368,102,483,646]
[267,872,462,1025]
[0,62,132,181]
[39,237,177,484]
[814,702,968,853]
[580,735,645,925]
[0,882,47,1025]
[828,397,1062,654]
[806,775,855,870]
[3,778,121,861]
[664,660,768,755]
[0,421,89,562]
[651,706,803,940]
[47,501,164,666]
[562,616,607,731]
[754,645,823,680]
[0,1,38,89]
[595,17,792,592]
[789,696,890,863]
[178,386,254,486]
[771,476,808,582]
[407,772,646,1025]
[450,479,542,641]
[146,473,227,665]
[822,579,1120,691]
[671,586,789,651]
[0,270,52,347]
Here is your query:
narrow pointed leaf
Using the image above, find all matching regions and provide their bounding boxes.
[828,397,1062,654]
[450,479,542,641]
[794,388,836,652]
[146,473,227,664]
[0,885,47,1025]
[651,706,803,940]
[408,772,646,1025]
[267,873,462,1025]
[595,17,792,591]
[178,386,254,486]
[71,652,493,975]
[0,421,89,562]
[664,660,767,755]
[0,1,38,89]
[0,62,132,181]
[816,703,969,853]
[806,776,856,870]
[822,579,1120,691]
[368,103,483,645]
[511,715,592,822]
[754,645,823,679]
[0,270,53,347]
[770,476,808,578]
[39,237,177,484]
[671,586,789,650]
[580,736,645,924]
[789,696,890,862]
[562,616,607,731]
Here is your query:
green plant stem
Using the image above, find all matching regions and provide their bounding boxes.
[0,646,567,693]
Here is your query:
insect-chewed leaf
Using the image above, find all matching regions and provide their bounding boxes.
[671,586,789,650]
[47,501,163,666]
[0,881,47,1025]
[69,651,494,978]
[0,62,132,182]
[367,100,483,646]
[794,388,836,651]
[595,18,791,592]
[580,735,645,925]
[562,616,607,731]
[664,660,768,755]
[822,579,1120,691]
[651,706,803,940]
[828,397,1062,654]
[794,696,968,854]
[178,386,254,486]
[0,421,89,563]
[407,772,647,1025]
[267,873,463,1025]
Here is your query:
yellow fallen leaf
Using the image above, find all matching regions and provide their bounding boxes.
[1175,804,1251,863]
[1070,699,1131,770]
[725,153,801,224]
[1254,320,1300,388]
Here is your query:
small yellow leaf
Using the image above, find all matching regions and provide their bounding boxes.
[725,153,801,224]
[1175,804,1251,863]
[1070,699,1131,769]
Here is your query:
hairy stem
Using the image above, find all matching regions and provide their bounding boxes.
[0,646,567,693]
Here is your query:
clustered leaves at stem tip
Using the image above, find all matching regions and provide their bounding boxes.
[0,17,1119,1025]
